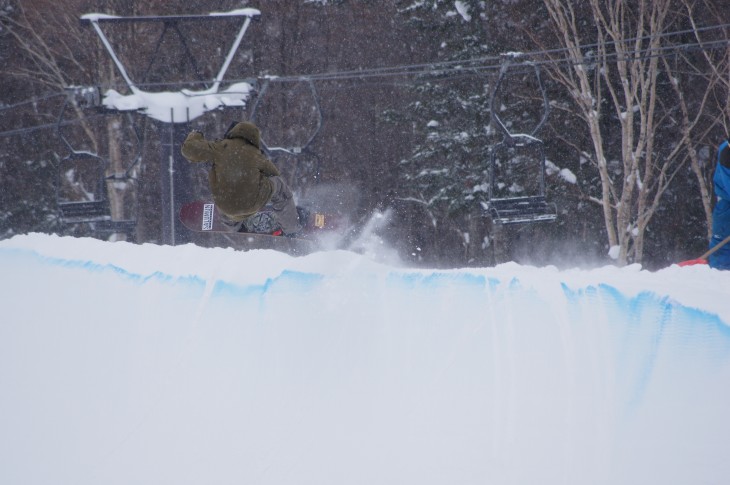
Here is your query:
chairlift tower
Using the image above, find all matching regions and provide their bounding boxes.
[78,8,260,245]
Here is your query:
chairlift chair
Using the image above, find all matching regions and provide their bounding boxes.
[250,77,322,156]
[55,151,136,234]
[485,57,557,225]
[249,77,324,188]
[55,96,137,235]
[56,151,109,221]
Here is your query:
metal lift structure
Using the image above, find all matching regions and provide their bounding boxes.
[484,56,557,225]
[249,76,324,190]
[64,8,260,244]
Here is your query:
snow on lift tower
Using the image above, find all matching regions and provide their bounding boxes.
[484,54,557,225]
[79,9,261,123]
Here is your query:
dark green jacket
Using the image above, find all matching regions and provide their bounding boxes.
[181,122,280,220]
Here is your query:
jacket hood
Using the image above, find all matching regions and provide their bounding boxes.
[226,121,261,148]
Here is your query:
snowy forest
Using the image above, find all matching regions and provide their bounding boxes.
[1,0,728,269]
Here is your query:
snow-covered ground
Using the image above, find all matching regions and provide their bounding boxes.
[1,233,729,485]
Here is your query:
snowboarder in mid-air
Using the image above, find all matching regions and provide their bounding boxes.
[709,139,730,270]
[180,121,302,236]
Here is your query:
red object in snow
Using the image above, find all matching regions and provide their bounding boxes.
[677,258,709,267]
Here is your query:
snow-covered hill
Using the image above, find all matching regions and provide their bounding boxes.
[1,234,729,485]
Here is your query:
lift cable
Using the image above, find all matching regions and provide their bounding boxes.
[0,23,727,139]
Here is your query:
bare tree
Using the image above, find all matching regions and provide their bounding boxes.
[540,0,721,265]
[668,0,730,239]
[2,1,99,146]
[1,0,140,238]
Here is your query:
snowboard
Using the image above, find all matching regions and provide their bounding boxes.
[179,200,335,244]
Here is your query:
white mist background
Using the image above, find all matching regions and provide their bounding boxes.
[1,233,729,485]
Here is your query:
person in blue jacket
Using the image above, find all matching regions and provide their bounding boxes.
[709,139,730,269]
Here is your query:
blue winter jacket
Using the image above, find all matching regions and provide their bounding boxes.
[709,140,730,269]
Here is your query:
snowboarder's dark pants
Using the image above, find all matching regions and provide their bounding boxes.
[219,176,302,235]
[267,176,302,235]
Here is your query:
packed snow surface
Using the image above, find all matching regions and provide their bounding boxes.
[1,233,729,485]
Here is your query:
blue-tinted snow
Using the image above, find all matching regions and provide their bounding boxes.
[0,234,729,485]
